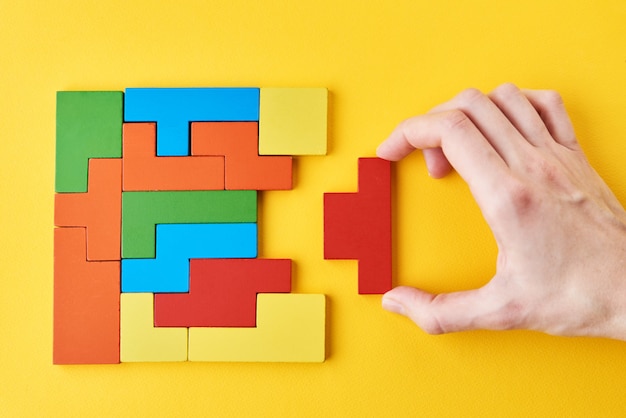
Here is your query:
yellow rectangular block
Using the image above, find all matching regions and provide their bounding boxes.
[259,87,327,155]
[188,293,326,362]
[120,293,188,362]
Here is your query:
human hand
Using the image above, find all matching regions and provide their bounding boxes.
[377,83,626,340]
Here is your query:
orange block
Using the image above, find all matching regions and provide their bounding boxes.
[54,158,121,261]
[53,228,120,364]
[191,122,292,190]
[122,122,224,191]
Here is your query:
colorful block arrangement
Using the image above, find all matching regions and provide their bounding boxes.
[53,87,328,364]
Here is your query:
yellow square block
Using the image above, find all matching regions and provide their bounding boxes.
[259,88,328,155]
[188,293,326,362]
[120,293,188,362]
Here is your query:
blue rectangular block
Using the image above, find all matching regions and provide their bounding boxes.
[124,87,260,156]
[121,223,257,293]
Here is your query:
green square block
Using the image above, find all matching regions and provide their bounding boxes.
[55,91,123,192]
[122,190,257,258]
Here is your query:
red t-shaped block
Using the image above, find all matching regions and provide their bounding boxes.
[154,258,292,327]
[324,158,392,294]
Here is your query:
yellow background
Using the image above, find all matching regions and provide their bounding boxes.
[1,0,626,416]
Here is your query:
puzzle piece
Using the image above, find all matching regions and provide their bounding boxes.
[55,158,122,261]
[258,88,327,156]
[188,293,326,362]
[191,122,292,190]
[120,293,187,362]
[121,223,258,293]
[122,190,257,258]
[324,158,392,294]
[154,258,292,327]
[124,88,260,156]
[56,91,123,192]
[53,228,120,364]
[122,122,225,191]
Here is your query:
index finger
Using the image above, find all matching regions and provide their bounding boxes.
[376,110,510,200]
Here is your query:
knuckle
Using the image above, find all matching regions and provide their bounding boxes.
[507,180,536,214]
[420,318,446,335]
[492,82,521,101]
[414,294,447,335]
[441,109,473,132]
[540,89,564,108]
[492,178,537,218]
[499,81,521,91]
[525,155,574,192]
[535,158,560,183]
[489,302,526,330]
[455,87,484,106]
[424,295,456,335]
[483,284,528,330]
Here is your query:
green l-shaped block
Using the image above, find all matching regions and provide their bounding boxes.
[55,91,123,192]
[122,190,257,258]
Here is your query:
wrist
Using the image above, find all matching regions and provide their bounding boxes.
[605,285,626,341]
[598,225,626,341]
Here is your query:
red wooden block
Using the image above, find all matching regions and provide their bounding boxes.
[53,228,120,364]
[122,122,225,191]
[191,122,292,190]
[324,158,392,294]
[154,258,292,327]
[54,158,122,261]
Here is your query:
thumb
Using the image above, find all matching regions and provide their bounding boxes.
[382,285,521,334]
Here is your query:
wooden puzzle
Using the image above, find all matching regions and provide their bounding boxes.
[53,87,328,364]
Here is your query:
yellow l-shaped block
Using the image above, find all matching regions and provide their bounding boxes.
[189,293,326,362]
[121,292,326,362]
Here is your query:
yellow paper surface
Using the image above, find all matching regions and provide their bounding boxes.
[1,1,626,416]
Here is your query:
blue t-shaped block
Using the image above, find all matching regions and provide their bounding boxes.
[124,88,260,156]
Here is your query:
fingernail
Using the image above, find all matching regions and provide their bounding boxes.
[382,296,405,315]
